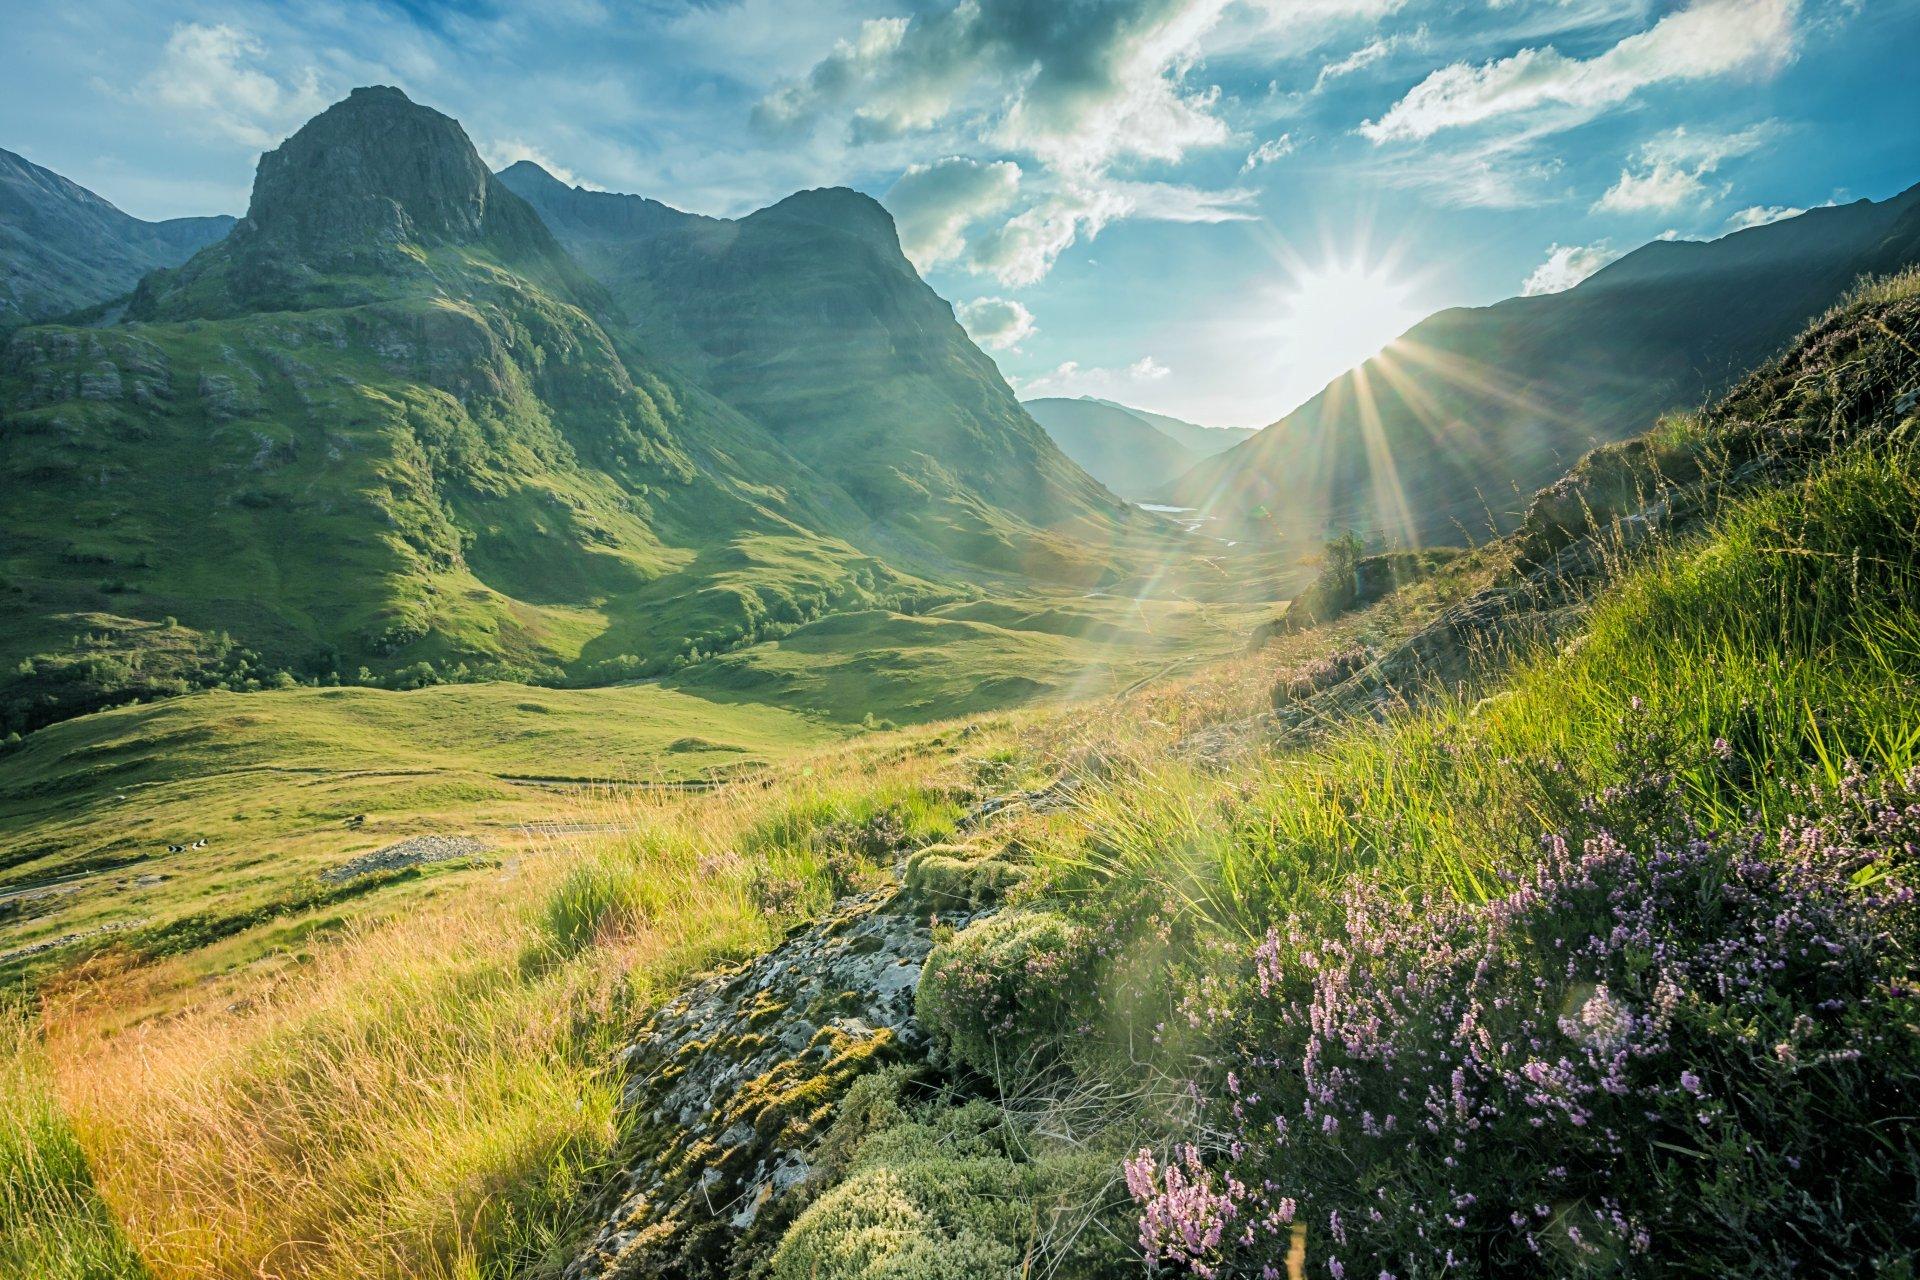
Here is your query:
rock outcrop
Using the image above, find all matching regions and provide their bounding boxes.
[567,881,993,1280]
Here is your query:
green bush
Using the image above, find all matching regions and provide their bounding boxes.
[769,1071,1124,1280]
[916,910,1092,1084]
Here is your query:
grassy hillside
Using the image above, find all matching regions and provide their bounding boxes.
[0,582,1266,1000]
[1021,396,1204,500]
[0,90,966,734]
[4,274,1915,1280]
[498,163,1162,582]
[0,146,232,326]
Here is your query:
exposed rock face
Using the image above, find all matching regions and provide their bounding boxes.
[244,87,550,261]
[129,86,576,319]
[567,884,991,1280]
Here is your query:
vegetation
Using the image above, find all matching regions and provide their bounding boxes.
[3,86,1918,1280]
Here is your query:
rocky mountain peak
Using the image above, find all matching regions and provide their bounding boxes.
[751,186,904,257]
[240,85,546,259]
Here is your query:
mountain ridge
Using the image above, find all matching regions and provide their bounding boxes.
[1167,179,1920,545]
[0,146,234,324]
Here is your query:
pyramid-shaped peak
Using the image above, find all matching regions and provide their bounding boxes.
[242,85,539,257]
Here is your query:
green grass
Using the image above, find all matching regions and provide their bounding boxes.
[0,1013,149,1280]
[0,679,839,998]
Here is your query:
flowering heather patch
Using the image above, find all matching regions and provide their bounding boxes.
[1129,760,1920,1277]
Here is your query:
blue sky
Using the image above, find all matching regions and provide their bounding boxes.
[3,0,1917,426]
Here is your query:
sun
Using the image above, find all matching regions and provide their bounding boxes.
[1276,259,1422,397]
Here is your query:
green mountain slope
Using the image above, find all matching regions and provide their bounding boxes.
[1169,181,1920,546]
[0,146,233,325]
[0,88,946,733]
[497,161,1147,581]
[1020,396,1203,499]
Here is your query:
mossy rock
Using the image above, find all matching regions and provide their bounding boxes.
[903,843,1026,910]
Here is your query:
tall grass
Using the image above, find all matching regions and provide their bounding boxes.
[1,1012,149,1280]
[7,742,966,1280]
[1041,439,1920,939]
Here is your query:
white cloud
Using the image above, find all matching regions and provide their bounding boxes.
[755,0,1258,284]
[137,23,329,149]
[1016,354,1172,399]
[885,157,1023,268]
[1240,134,1295,173]
[969,184,1132,287]
[955,296,1038,351]
[1520,240,1620,295]
[481,137,601,190]
[756,0,1239,175]
[1725,203,1807,230]
[1362,0,1802,143]
[1312,27,1427,92]
[1594,122,1774,213]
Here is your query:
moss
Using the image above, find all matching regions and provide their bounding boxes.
[902,843,1027,911]
[915,909,1092,1085]
[768,1070,1126,1280]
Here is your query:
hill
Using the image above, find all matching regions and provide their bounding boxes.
[12,270,1919,1280]
[0,146,233,325]
[497,161,1146,579]
[1168,180,1920,546]
[1020,395,1202,499]
[0,88,958,732]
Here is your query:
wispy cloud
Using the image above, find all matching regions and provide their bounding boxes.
[136,22,328,148]
[1362,0,1802,143]
[1520,240,1619,295]
[955,296,1038,351]
[1593,122,1776,213]
[885,156,1023,269]
[1016,354,1172,400]
[1240,134,1294,173]
[1725,203,1807,229]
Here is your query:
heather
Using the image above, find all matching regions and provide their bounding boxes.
[1128,752,1920,1278]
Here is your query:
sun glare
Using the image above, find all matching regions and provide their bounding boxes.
[1278,260,1422,394]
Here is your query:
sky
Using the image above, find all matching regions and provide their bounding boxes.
[3,0,1918,427]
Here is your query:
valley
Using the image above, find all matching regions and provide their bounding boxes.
[2,27,1918,1280]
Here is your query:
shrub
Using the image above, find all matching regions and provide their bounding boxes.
[917,910,1094,1084]
[771,1071,1125,1280]
[1128,760,1920,1278]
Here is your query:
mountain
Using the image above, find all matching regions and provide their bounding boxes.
[1022,396,1257,499]
[1167,181,1920,546]
[497,161,1140,579]
[1021,397,1206,500]
[1081,398,1255,457]
[0,147,233,324]
[0,88,948,732]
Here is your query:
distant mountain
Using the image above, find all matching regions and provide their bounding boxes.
[1080,398,1255,458]
[0,147,233,324]
[499,161,1140,580]
[1022,397,1204,500]
[1022,396,1255,499]
[1168,181,1920,546]
[0,88,947,732]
